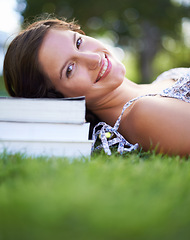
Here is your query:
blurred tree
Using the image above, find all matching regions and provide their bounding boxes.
[21,0,190,82]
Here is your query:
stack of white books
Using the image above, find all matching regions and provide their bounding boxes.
[0,96,93,158]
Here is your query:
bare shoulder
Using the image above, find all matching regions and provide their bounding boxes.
[132,95,190,119]
[127,96,190,155]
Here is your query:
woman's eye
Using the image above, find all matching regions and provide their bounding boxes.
[66,63,74,78]
[76,37,82,49]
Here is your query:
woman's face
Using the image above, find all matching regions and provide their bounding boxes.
[38,29,126,105]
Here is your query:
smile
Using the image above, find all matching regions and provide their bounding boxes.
[96,54,111,83]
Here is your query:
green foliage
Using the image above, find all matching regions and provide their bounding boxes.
[22,0,190,37]
[20,0,190,83]
[0,151,190,240]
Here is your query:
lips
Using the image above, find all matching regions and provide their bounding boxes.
[95,54,111,83]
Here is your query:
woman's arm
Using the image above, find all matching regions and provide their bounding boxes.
[127,96,190,156]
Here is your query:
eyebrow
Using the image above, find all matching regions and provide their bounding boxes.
[59,32,77,80]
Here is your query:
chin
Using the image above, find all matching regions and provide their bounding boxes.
[114,62,126,84]
[120,62,126,74]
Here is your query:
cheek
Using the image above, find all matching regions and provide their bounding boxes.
[73,84,90,96]
[59,80,92,98]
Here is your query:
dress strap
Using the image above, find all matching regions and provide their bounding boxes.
[91,93,158,155]
[91,122,139,155]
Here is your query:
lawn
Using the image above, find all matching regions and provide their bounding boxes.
[0,150,190,240]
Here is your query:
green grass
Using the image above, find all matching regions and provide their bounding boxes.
[0,75,8,96]
[0,150,190,240]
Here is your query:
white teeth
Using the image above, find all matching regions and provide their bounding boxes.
[99,58,108,77]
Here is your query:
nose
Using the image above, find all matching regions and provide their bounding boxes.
[80,52,101,70]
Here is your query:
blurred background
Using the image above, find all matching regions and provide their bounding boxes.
[1,0,190,96]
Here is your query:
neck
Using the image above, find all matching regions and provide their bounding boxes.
[87,76,174,127]
[89,77,142,126]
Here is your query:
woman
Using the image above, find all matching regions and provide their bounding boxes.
[3,18,190,156]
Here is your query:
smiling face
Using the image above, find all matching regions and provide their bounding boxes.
[38,29,126,106]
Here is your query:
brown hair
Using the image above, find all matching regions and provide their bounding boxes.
[3,18,84,98]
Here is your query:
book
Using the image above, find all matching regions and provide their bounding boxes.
[0,96,86,124]
[0,96,93,158]
[0,122,90,141]
[0,140,93,158]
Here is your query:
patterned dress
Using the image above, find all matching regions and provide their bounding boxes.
[91,68,190,155]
